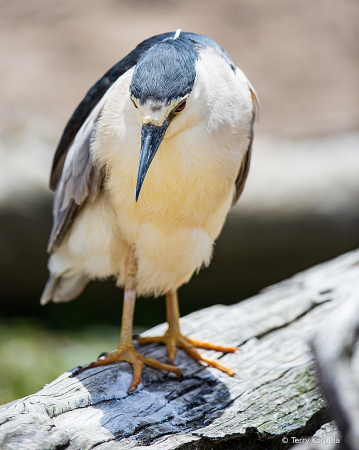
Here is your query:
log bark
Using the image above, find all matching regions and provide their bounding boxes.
[1,249,359,450]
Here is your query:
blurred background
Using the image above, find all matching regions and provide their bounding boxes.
[0,0,358,404]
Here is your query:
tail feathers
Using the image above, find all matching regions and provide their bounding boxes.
[40,272,90,305]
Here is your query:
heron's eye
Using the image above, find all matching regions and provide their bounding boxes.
[175,100,186,113]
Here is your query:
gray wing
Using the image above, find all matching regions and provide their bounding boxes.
[232,82,259,206]
[47,90,113,253]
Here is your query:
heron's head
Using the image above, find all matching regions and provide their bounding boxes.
[129,33,198,201]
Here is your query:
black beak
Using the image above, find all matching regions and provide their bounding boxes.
[136,122,169,201]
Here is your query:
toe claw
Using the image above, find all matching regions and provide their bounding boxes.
[138,332,236,377]
[167,343,177,365]
[84,361,97,369]
[174,367,183,378]
[97,352,108,360]
[70,365,85,377]
[128,380,141,392]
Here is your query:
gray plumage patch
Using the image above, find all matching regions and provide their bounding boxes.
[40,273,90,304]
[47,91,106,253]
[130,37,198,105]
[232,86,259,206]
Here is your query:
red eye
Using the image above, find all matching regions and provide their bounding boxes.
[175,100,186,113]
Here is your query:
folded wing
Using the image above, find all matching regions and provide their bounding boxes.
[232,72,259,206]
[47,91,110,253]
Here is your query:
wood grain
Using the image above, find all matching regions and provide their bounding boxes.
[2,249,359,449]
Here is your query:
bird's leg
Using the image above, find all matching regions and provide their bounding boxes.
[137,290,237,376]
[84,246,181,391]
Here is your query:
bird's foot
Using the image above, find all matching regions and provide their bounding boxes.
[83,344,182,391]
[137,332,237,376]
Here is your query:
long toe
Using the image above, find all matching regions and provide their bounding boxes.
[138,332,236,376]
[167,341,177,364]
[179,339,235,376]
[138,334,179,365]
[198,355,235,376]
[184,337,237,353]
[137,336,163,345]
[82,346,181,390]
[128,359,145,392]
[139,354,182,378]
[85,351,120,369]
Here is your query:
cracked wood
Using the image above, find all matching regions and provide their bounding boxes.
[1,249,359,449]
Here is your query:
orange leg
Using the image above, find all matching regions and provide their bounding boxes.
[138,290,237,376]
[84,246,181,391]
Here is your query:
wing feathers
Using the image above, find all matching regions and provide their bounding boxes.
[232,114,254,206]
[249,84,260,120]
[47,89,110,253]
[40,272,90,305]
[232,72,259,206]
[47,200,79,253]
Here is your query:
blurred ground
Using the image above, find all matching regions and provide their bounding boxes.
[0,0,358,137]
[0,320,143,404]
[0,0,358,403]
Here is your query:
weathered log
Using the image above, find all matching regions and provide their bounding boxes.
[289,258,359,450]
[302,287,359,450]
[2,249,359,450]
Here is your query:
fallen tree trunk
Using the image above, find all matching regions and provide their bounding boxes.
[1,249,359,450]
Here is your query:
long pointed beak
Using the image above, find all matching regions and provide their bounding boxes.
[136,122,169,201]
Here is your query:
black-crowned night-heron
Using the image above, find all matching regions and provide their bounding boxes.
[41,30,258,391]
